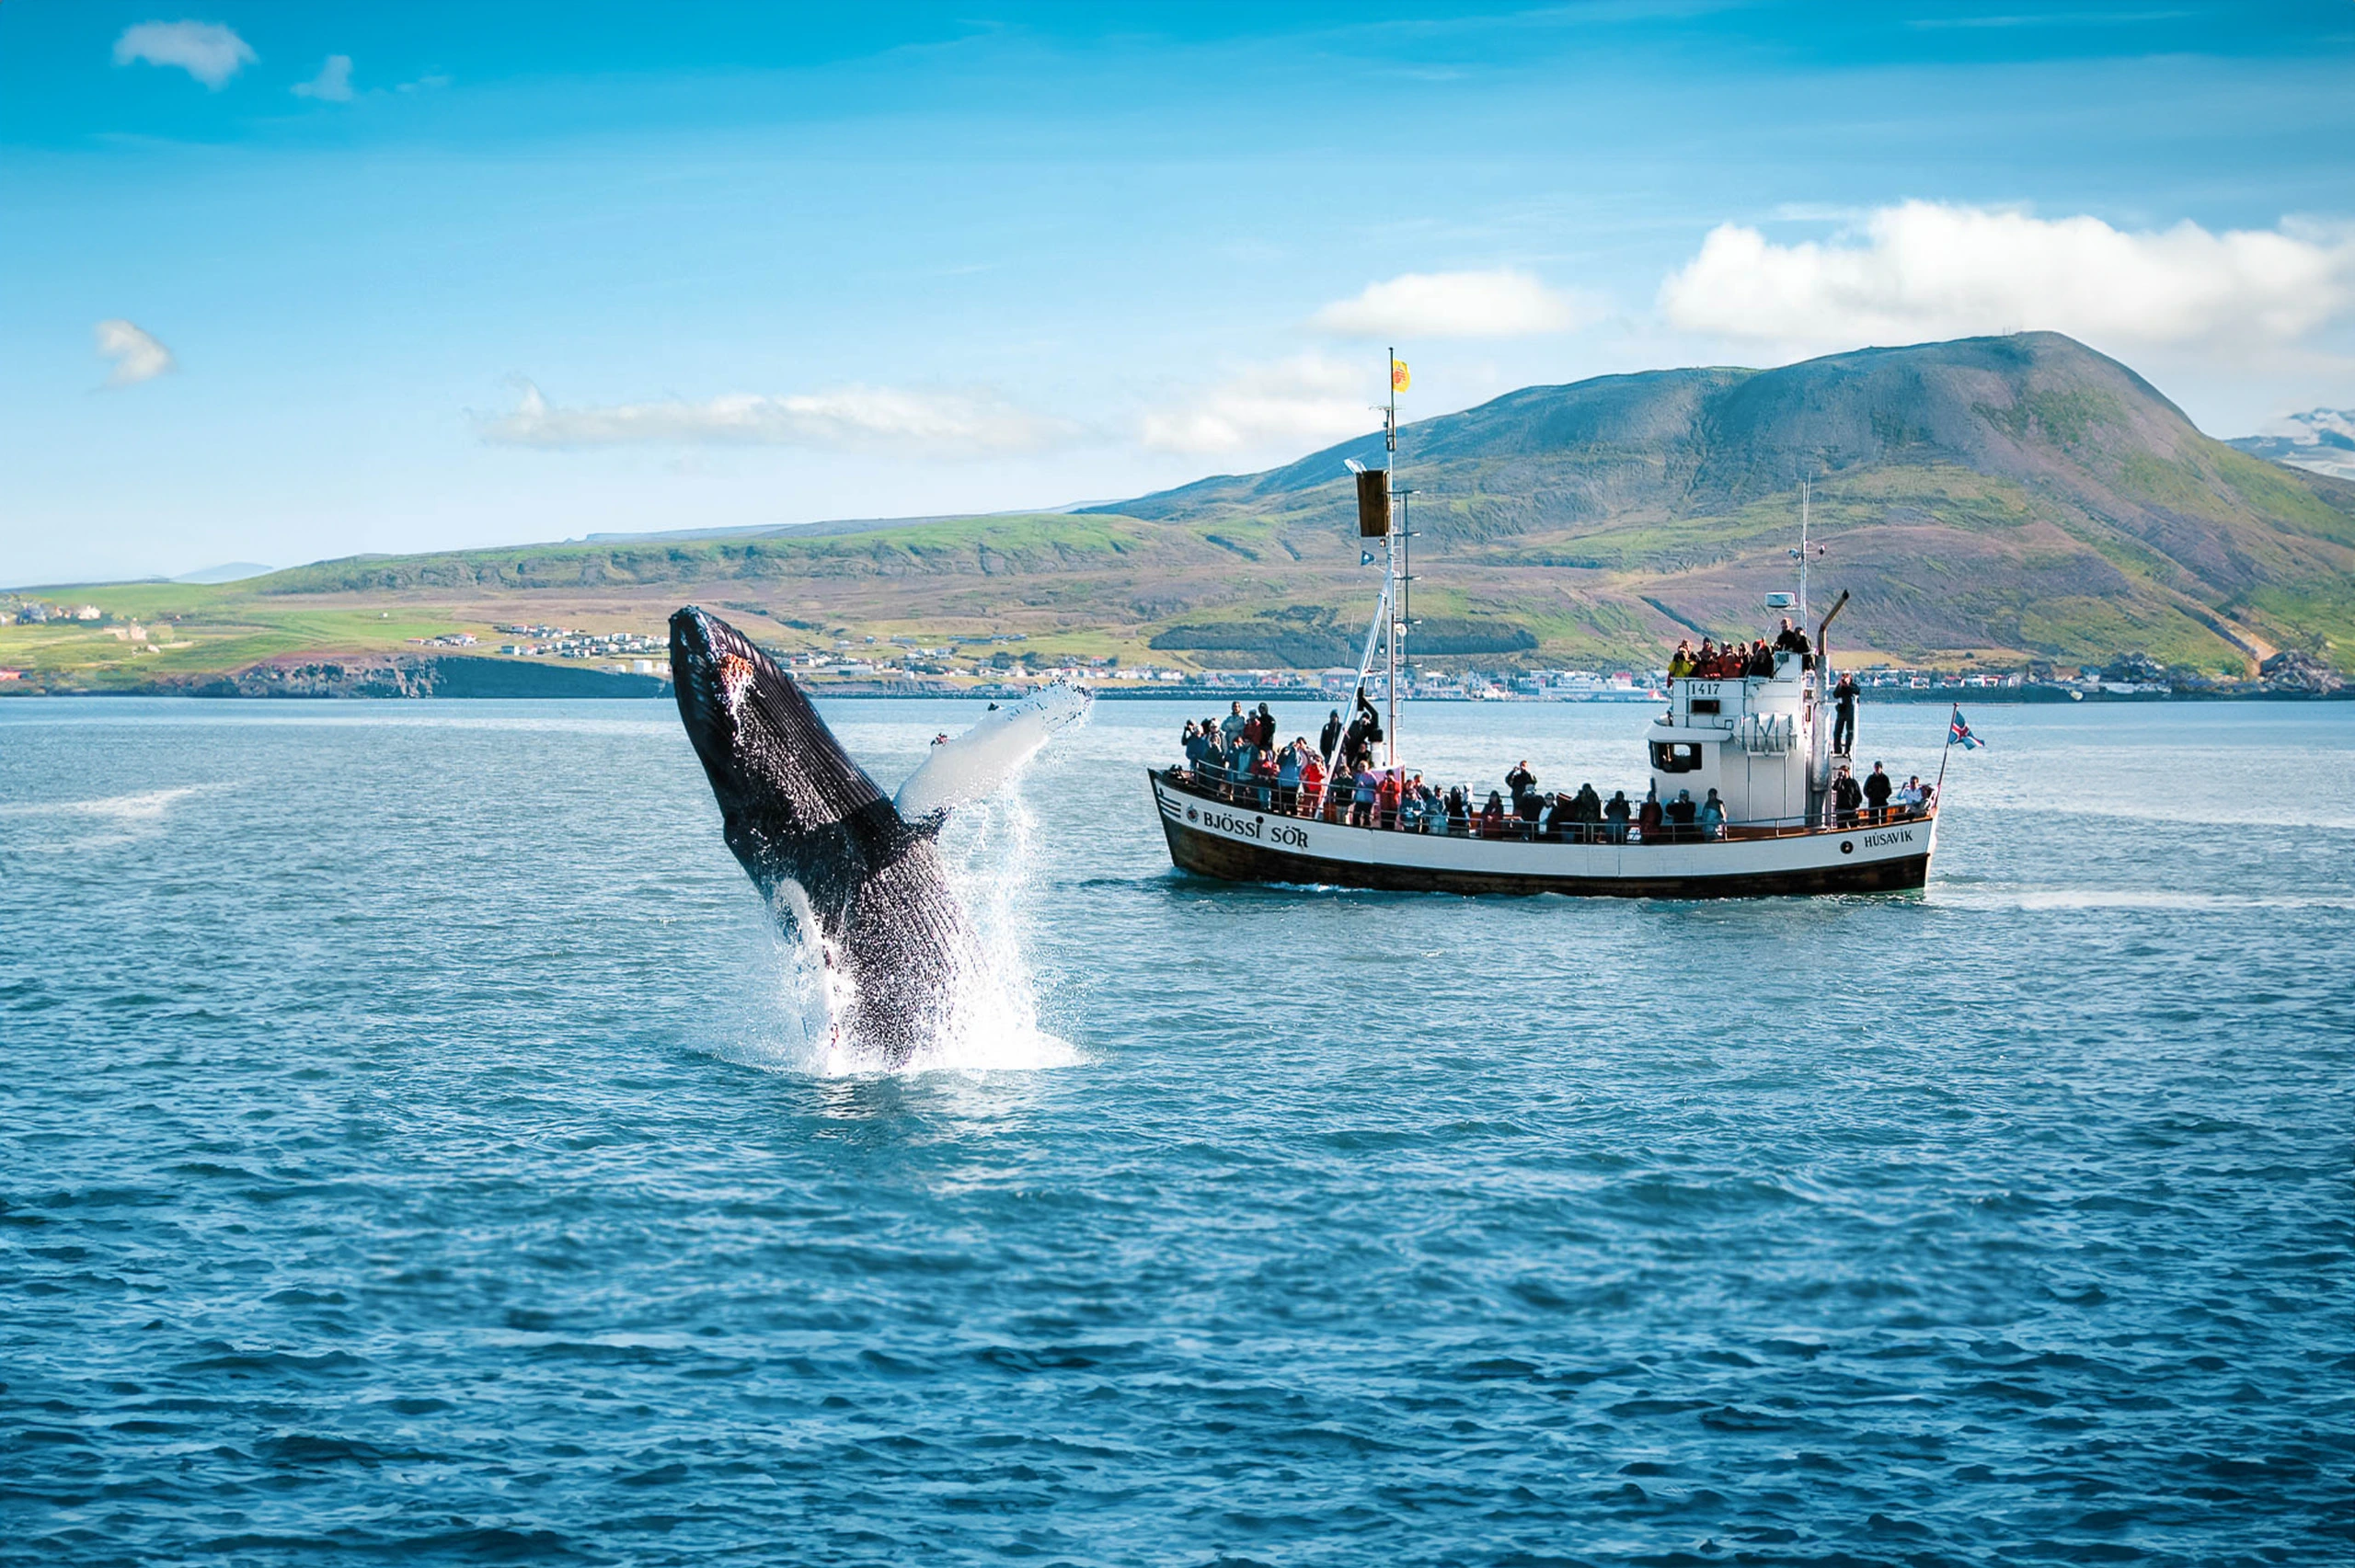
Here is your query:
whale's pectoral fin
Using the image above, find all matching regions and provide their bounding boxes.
[892,682,1092,824]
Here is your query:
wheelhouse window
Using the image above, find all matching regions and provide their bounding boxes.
[1651,741,1705,773]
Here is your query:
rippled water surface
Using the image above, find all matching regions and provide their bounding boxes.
[3,696,2349,1566]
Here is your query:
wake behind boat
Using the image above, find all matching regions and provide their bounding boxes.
[1149,357,1956,899]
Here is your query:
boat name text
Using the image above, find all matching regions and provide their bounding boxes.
[1199,808,1311,849]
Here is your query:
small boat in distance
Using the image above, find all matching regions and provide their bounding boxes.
[1148,362,1948,898]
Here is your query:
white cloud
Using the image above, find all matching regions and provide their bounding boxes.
[293,55,355,102]
[1312,269,1594,339]
[1659,200,2355,353]
[95,320,175,386]
[1140,353,1379,455]
[485,382,1073,455]
[112,21,255,90]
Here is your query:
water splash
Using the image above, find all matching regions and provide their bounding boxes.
[0,785,214,852]
[717,774,1083,1080]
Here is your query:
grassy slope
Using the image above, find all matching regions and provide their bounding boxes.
[12,339,2353,688]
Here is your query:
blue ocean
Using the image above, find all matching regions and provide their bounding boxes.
[3,696,2349,1566]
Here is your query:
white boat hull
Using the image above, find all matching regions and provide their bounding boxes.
[1150,771,1935,898]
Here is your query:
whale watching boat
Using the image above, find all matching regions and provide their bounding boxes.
[1148,358,1945,898]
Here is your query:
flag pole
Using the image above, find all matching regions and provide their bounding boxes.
[1934,702,1958,802]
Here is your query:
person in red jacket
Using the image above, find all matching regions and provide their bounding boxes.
[1298,753,1326,817]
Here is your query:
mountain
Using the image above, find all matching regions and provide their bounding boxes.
[17,333,2351,691]
[1097,332,2355,671]
[2229,410,2355,484]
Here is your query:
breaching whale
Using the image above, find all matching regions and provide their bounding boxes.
[668,606,1088,1067]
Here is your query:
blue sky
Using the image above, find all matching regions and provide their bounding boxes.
[5,1,2353,585]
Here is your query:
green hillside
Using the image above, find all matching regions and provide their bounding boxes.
[8,333,2351,690]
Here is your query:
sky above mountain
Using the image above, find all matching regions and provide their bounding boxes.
[5,1,2353,584]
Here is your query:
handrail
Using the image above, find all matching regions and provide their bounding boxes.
[1157,766,1934,843]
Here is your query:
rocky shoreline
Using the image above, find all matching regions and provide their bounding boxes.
[10,654,671,699]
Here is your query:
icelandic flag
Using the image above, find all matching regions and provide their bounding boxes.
[1949,710,1982,750]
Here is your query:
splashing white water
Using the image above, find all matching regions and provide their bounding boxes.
[717,762,1085,1080]
[0,785,213,852]
[902,785,1086,1074]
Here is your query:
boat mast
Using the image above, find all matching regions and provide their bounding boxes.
[1385,347,1399,766]
[1798,476,1810,623]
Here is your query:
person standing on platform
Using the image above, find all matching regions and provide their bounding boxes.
[1832,672,1858,755]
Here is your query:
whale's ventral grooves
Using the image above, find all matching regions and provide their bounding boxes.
[669,606,971,1067]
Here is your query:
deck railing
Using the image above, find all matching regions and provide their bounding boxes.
[1157,766,1934,844]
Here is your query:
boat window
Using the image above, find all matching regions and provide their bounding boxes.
[1689,698,1719,715]
[1650,741,1705,773]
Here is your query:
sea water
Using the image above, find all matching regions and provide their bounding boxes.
[1,697,2348,1566]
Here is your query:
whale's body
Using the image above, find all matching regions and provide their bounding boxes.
[668,606,1085,1066]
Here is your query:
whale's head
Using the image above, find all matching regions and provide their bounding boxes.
[668,605,770,806]
[668,606,911,911]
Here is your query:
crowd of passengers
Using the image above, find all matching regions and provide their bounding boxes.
[1176,679,1933,843]
[1667,617,1815,681]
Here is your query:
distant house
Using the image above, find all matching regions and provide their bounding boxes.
[74,604,102,621]
[0,669,22,681]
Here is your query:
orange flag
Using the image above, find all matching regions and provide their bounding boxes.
[1391,360,1411,393]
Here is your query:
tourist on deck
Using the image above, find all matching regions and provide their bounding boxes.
[1832,672,1858,754]
[1319,708,1343,762]
[1249,748,1279,809]
[1895,774,1924,816]
[1668,640,1695,680]
[1342,692,1380,769]
[1375,767,1402,830]
[1666,788,1698,841]
[1505,760,1537,805]
[1350,763,1378,828]
[1864,761,1892,824]
[1222,701,1249,745]
[1637,783,1662,842]
[1477,789,1507,839]
[1191,726,1222,783]
[1568,783,1603,843]
[1604,789,1632,843]
[1255,703,1277,748]
[1445,784,1470,836]
[1832,764,1863,829]
[1515,781,1545,838]
[1694,638,1718,677]
[1299,751,1326,817]
[1275,742,1304,813]
[1181,720,1206,773]
[1700,788,1727,840]
[1746,639,1775,678]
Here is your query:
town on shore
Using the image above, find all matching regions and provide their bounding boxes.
[6,593,2344,702]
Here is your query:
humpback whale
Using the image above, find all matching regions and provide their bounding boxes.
[668,606,1087,1067]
